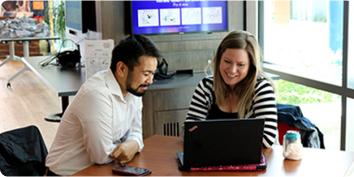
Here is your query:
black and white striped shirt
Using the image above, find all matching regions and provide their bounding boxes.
[186,76,278,148]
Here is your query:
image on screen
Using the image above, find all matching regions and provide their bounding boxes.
[131,0,228,35]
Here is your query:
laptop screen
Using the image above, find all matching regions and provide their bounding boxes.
[183,118,265,168]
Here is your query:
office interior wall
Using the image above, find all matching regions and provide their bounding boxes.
[95,1,243,72]
[245,1,258,36]
[97,1,126,43]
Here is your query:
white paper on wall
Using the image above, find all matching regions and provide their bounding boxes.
[83,39,114,79]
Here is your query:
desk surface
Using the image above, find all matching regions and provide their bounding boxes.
[74,135,354,176]
[0,36,59,42]
[24,56,85,96]
[24,56,205,95]
[149,72,204,90]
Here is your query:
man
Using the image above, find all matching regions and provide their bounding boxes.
[45,35,160,176]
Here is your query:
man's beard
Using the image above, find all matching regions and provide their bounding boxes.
[127,86,145,97]
[126,73,149,97]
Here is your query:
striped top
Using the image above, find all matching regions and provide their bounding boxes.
[186,76,278,148]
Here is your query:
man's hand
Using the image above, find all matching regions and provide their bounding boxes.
[111,140,139,164]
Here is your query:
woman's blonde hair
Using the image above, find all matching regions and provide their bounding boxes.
[213,30,262,117]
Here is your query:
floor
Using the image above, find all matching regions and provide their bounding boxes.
[0,59,60,148]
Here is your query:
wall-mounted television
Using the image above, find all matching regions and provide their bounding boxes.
[131,0,228,35]
[65,1,97,42]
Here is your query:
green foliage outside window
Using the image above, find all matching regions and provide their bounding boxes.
[44,0,65,38]
[54,1,66,39]
[274,80,337,104]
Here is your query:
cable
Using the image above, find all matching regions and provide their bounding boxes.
[39,38,80,67]
[39,55,56,67]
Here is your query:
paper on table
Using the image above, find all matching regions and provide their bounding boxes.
[83,39,114,79]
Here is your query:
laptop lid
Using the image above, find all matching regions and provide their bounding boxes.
[182,118,265,169]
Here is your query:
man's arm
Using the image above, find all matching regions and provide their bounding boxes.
[126,98,144,150]
[75,89,116,164]
[110,139,139,164]
[111,98,143,164]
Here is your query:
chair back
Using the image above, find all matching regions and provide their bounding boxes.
[0,125,48,176]
[277,104,325,149]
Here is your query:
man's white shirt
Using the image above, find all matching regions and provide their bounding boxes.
[46,70,143,175]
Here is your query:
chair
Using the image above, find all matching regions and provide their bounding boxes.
[277,104,325,149]
[0,125,48,176]
[278,120,300,145]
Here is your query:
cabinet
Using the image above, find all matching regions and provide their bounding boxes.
[142,73,205,138]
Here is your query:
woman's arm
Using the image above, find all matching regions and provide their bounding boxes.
[252,79,278,148]
[186,78,213,121]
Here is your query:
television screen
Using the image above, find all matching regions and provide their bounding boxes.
[131,0,228,35]
[65,1,83,33]
[65,1,96,35]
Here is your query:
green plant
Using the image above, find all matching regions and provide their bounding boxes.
[274,80,336,104]
[54,0,66,39]
[42,0,66,52]
[44,0,65,38]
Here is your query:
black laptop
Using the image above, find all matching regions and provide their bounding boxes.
[177,118,266,171]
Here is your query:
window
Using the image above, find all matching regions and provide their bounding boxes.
[273,79,341,150]
[348,1,354,89]
[346,1,354,151]
[347,98,354,151]
[258,0,354,150]
[263,0,343,85]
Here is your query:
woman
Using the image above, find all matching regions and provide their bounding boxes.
[186,30,277,148]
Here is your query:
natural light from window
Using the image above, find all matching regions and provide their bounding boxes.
[348,1,354,89]
[262,0,344,150]
[263,0,343,85]
[346,1,354,151]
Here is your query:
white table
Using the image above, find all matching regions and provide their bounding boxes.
[0,36,59,87]
[23,56,85,122]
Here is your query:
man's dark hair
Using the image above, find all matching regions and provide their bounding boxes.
[110,35,161,72]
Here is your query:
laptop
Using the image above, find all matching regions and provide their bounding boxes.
[177,118,266,171]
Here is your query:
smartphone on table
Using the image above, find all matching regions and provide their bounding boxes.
[112,161,151,176]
